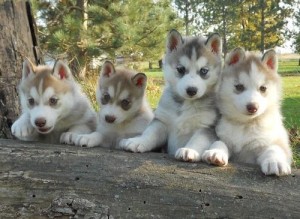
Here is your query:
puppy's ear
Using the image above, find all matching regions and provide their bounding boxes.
[262,49,278,72]
[132,73,147,90]
[101,61,116,78]
[53,60,73,80]
[206,33,222,55]
[225,47,245,66]
[166,29,183,52]
[22,58,35,80]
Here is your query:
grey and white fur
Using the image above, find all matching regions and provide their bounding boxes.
[202,48,292,176]
[11,59,97,144]
[74,61,153,148]
[120,29,222,162]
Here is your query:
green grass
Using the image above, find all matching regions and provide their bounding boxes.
[278,59,300,75]
[282,76,300,168]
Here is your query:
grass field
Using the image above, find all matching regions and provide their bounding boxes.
[278,59,300,75]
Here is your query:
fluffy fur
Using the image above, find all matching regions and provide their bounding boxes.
[11,59,97,144]
[202,48,292,176]
[74,61,153,148]
[120,29,222,162]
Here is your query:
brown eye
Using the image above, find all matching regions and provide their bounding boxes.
[121,99,131,111]
[259,86,267,93]
[235,84,245,92]
[101,93,110,105]
[49,97,58,106]
[28,98,34,106]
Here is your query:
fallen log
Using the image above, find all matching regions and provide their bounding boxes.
[0,139,299,218]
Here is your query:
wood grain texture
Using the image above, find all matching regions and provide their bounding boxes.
[0,1,39,138]
[0,139,299,218]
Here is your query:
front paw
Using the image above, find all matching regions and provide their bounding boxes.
[11,121,35,139]
[60,132,78,145]
[120,137,148,153]
[202,149,228,166]
[74,133,101,148]
[175,148,200,162]
[260,159,291,176]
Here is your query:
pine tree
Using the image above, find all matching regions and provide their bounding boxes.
[32,0,124,77]
[118,0,182,67]
[292,5,300,53]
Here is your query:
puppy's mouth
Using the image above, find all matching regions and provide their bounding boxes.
[36,127,53,134]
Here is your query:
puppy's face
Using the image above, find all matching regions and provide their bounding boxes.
[219,48,281,121]
[97,61,147,125]
[163,30,222,100]
[20,60,74,134]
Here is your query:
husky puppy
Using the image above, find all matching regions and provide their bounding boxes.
[11,59,97,144]
[202,48,292,176]
[74,61,153,148]
[120,29,222,162]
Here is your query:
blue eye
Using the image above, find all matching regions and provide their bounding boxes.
[176,65,186,76]
[198,67,209,78]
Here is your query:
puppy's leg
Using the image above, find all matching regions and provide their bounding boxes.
[120,119,168,153]
[11,113,37,140]
[60,124,93,144]
[202,141,229,166]
[73,131,103,148]
[175,129,215,162]
[257,145,291,176]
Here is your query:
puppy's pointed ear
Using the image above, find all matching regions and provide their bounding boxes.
[53,60,73,80]
[22,58,35,80]
[132,73,147,90]
[225,47,245,66]
[262,49,278,72]
[100,61,116,78]
[166,29,183,52]
[206,33,222,55]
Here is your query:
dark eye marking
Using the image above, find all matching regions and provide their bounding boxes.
[176,64,186,77]
[49,97,58,106]
[101,93,111,105]
[198,67,209,78]
[28,98,35,106]
[120,99,131,111]
[259,85,267,93]
[235,84,245,92]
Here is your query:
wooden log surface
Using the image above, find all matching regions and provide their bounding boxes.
[0,138,299,218]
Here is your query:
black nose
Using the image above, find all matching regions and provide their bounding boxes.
[105,115,116,123]
[186,87,198,97]
[35,118,46,127]
[246,103,258,114]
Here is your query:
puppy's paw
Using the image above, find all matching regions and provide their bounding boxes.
[11,121,35,139]
[202,149,228,166]
[60,132,78,145]
[74,133,101,148]
[175,148,200,162]
[261,159,291,176]
[120,138,149,153]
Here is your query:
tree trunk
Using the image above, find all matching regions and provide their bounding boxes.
[0,1,40,138]
[260,0,265,53]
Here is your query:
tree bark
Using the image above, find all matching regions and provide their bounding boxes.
[0,1,39,138]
